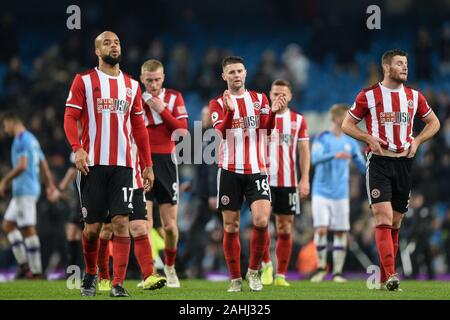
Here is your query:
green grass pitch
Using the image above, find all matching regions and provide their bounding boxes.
[0,279,449,300]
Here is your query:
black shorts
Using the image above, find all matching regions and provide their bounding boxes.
[270,187,300,215]
[217,168,271,211]
[77,165,133,224]
[145,154,178,205]
[130,188,147,221]
[366,153,413,213]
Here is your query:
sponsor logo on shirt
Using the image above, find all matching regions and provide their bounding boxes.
[96,98,130,113]
[379,112,410,125]
[231,115,260,129]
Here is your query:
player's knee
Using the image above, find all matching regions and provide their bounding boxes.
[2,221,14,234]
[20,226,35,238]
[277,223,292,235]
[253,216,269,228]
[130,222,147,237]
[112,215,129,234]
[162,222,177,236]
[223,220,239,233]
[84,229,99,240]
[315,227,328,237]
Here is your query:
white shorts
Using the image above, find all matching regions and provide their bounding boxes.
[312,196,350,231]
[4,196,38,228]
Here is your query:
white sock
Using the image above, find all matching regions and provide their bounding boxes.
[24,235,42,274]
[7,230,28,265]
[332,233,348,275]
[313,232,327,270]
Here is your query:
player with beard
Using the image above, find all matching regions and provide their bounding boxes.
[342,49,440,291]
[64,31,154,297]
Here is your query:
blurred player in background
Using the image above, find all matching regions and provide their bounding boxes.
[1,111,56,279]
[63,31,154,297]
[309,104,366,283]
[209,56,283,292]
[140,59,189,288]
[260,79,310,287]
[342,49,440,291]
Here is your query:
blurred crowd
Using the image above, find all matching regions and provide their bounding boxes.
[1,7,450,280]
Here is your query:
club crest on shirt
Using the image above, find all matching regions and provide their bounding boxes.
[126,87,133,98]
[211,112,219,122]
[407,100,414,109]
[253,102,260,110]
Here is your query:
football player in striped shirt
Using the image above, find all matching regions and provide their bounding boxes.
[260,79,310,287]
[64,31,154,297]
[342,49,440,291]
[209,56,284,292]
[140,59,189,288]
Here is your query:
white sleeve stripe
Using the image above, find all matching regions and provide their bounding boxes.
[175,115,188,120]
[298,138,310,141]
[213,120,223,127]
[421,109,432,118]
[348,111,362,121]
[134,111,144,115]
[66,104,82,110]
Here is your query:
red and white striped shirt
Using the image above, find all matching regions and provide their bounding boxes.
[209,90,272,174]
[65,67,143,167]
[349,82,432,153]
[142,88,188,154]
[268,109,309,187]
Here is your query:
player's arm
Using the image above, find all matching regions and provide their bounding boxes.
[341,91,387,155]
[297,118,310,199]
[64,74,90,175]
[131,86,154,191]
[406,93,440,158]
[39,156,55,189]
[210,97,234,137]
[311,137,335,165]
[0,156,27,188]
[351,140,366,173]
[298,140,310,199]
[207,163,218,210]
[58,167,78,191]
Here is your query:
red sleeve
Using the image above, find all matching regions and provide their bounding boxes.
[417,92,432,118]
[209,98,234,137]
[160,108,188,132]
[259,94,276,132]
[64,108,82,152]
[298,116,309,140]
[65,74,85,111]
[131,87,152,167]
[64,74,85,152]
[348,91,369,121]
[172,93,189,120]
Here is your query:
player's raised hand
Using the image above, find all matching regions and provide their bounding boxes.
[367,135,387,156]
[147,97,166,114]
[223,90,234,112]
[272,95,286,113]
[75,148,90,176]
[142,166,155,192]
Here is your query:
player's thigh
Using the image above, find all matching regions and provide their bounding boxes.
[391,158,413,214]
[78,166,108,224]
[329,198,350,232]
[366,153,392,206]
[130,188,147,222]
[245,173,271,212]
[312,196,331,228]
[151,154,179,205]
[271,187,298,216]
[217,168,244,211]
[107,166,133,218]
[15,196,38,228]
[3,198,19,227]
